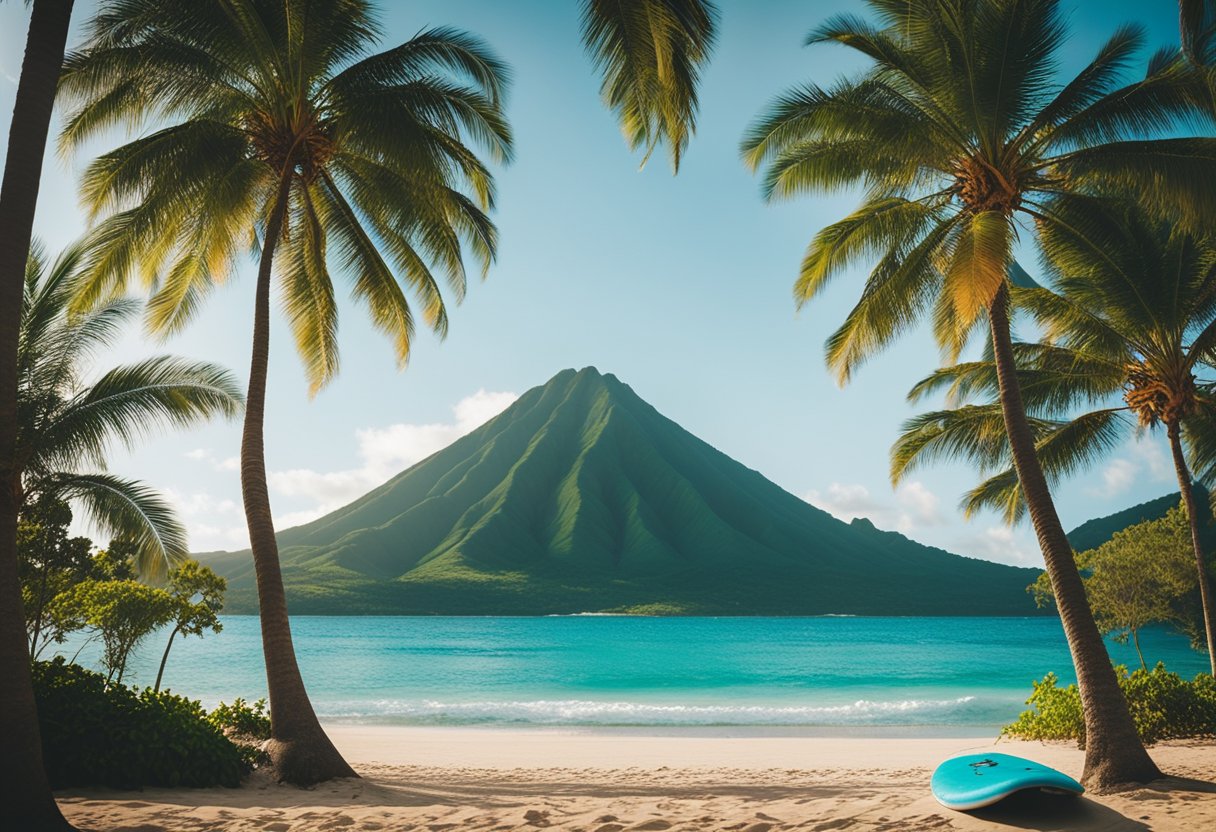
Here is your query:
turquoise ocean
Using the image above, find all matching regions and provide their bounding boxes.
[55,616,1209,736]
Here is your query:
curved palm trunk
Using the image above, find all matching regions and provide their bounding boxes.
[988,285,1159,791]
[241,171,356,785]
[1166,423,1216,675]
[0,2,77,829]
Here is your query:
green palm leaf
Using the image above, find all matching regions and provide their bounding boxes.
[16,241,242,577]
[580,0,718,172]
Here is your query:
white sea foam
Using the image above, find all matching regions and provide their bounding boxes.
[318,696,983,726]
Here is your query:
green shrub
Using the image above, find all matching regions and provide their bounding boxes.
[207,697,271,740]
[1004,664,1216,747]
[32,657,247,788]
[205,698,271,769]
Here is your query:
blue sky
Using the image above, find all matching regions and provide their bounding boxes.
[0,0,1190,564]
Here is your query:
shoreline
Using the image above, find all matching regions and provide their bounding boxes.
[324,725,1020,769]
[316,721,1008,739]
[57,726,1216,831]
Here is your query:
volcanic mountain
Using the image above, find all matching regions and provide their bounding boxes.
[202,367,1043,614]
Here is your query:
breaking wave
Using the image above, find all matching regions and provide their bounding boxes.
[318,695,985,726]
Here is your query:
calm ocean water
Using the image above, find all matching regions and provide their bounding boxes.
[53,616,1209,735]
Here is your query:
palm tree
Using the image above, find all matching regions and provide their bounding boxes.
[579,0,719,172]
[58,0,512,785]
[17,240,243,583]
[0,2,77,828]
[892,198,1216,675]
[740,0,1216,788]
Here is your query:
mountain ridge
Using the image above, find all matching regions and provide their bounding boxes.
[201,367,1045,615]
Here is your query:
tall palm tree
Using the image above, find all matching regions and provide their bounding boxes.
[741,0,1216,788]
[18,240,243,581]
[58,0,512,785]
[580,0,719,172]
[0,2,77,828]
[892,198,1216,674]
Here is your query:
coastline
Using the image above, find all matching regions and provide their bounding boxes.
[57,726,1216,831]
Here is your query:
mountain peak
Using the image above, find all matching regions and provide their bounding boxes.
[204,368,1042,615]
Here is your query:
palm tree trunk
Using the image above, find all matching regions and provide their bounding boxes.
[1166,422,1216,675]
[241,170,356,785]
[153,624,181,693]
[0,2,77,828]
[988,284,1159,791]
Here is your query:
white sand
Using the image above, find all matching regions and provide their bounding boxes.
[58,726,1216,831]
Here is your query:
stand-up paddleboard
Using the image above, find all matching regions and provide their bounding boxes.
[931,753,1084,811]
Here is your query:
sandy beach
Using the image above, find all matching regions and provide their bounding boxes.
[57,726,1216,831]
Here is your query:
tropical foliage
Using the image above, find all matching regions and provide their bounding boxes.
[58,0,513,785]
[580,0,719,171]
[153,561,226,692]
[18,495,93,659]
[32,656,250,789]
[49,578,176,684]
[18,241,242,577]
[59,0,512,390]
[1030,507,1207,669]
[1004,665,1216,746]
[892,199,1216,672]
[740,0,1216,788]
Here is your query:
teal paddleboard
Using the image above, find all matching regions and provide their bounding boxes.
[931,753,1084,811]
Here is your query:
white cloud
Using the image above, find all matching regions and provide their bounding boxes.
[268,389,517,513]
[954,524,1038,566]
[804,482,886,522]
[804,480,945,532]
[1131,437,1171,482]
[160,487,248,552]
[1089,458,1136,498]
[185,448,239,471]
[894,480,944,533]
[179,388,517,551]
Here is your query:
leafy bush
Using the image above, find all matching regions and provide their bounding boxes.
[1004,664,1216,746]
[32,657,247,788]
[207,697,271,740]
[206,697,271,768]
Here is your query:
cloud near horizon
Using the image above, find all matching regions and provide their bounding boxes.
[803,480,945,535]
[176,389,518,551]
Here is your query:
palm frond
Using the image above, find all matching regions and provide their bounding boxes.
[581,0,719,172]
[43,473,186,581]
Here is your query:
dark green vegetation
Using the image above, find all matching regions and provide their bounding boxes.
[1004,665,1216,746]
[32,657,248,789]
[203,367,1042,616]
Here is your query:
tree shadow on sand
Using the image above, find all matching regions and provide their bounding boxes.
[968,776,1216,831]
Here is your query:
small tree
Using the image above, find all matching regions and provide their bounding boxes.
[50,579,175,683]
[17,496,93,658]
[153,561,225,692]
[1033,507,1198,668]
[92,541,137,581]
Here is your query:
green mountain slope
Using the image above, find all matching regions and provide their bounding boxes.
[201,367,1044,615]
[1065,485,1210,554]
